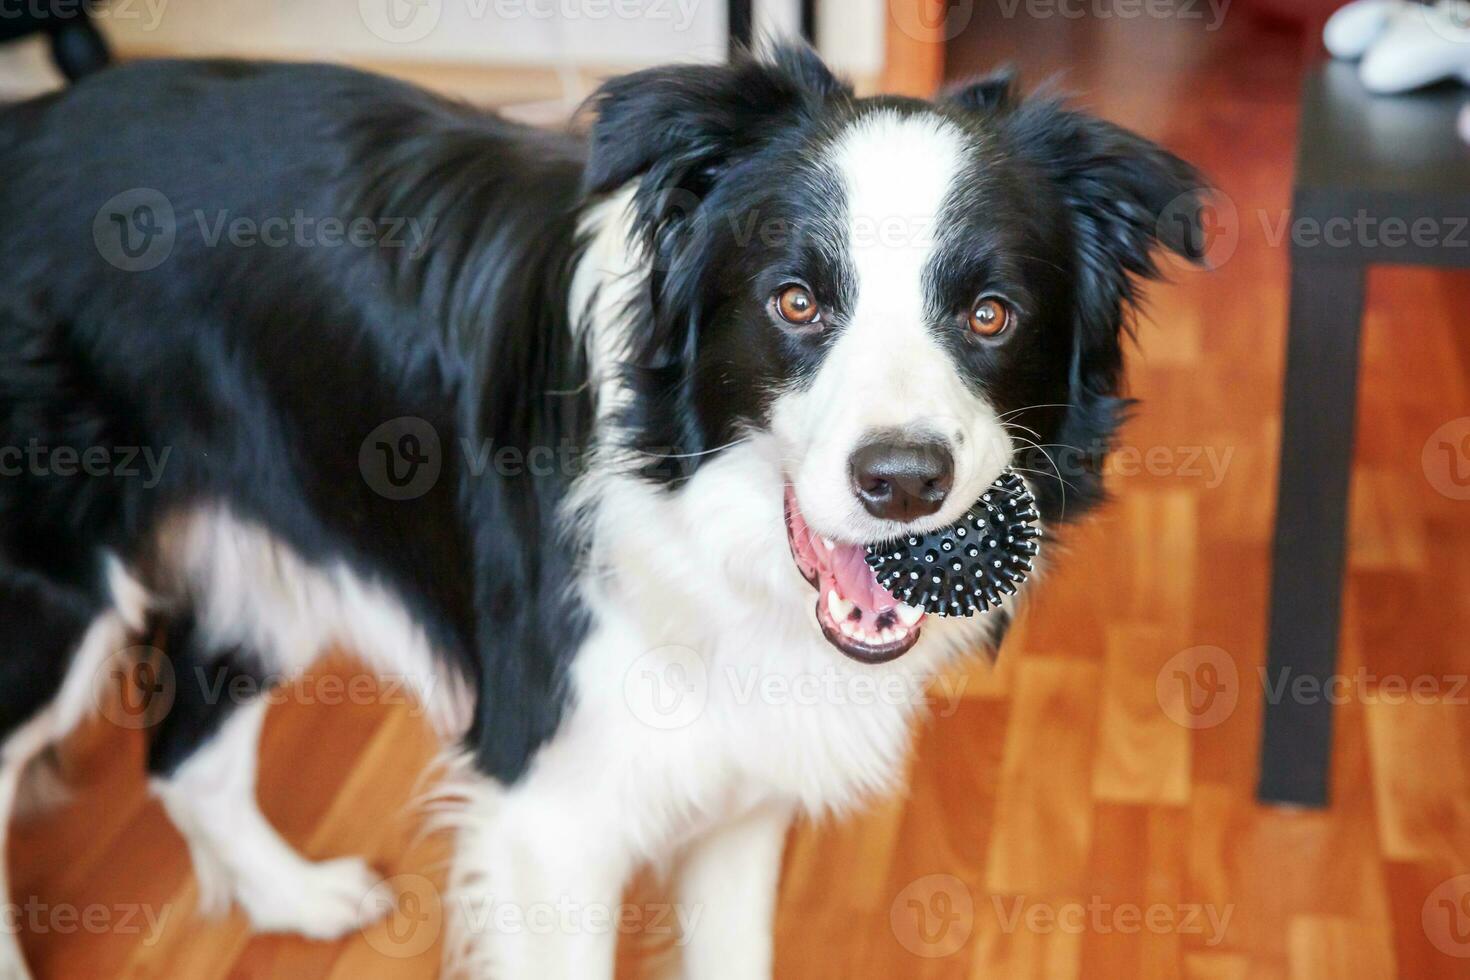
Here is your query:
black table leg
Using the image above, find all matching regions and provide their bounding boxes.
[50,17,111,81]
[728,0,753,56]
[1257,257,1366,807]
[726,0,815,57]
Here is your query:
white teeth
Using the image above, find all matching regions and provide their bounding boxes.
[821,536,835,551]
[827,590,855,623]
[828,593,921,649]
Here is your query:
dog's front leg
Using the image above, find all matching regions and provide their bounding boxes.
[448,789,631,980]
[0,737,35,980]
[671,801,794,980]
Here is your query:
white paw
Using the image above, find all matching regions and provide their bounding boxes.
[237,855,386,941]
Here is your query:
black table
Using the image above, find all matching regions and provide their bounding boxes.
[1258,61,1470,807]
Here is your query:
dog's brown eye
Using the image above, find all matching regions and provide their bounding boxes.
[774,284,820,326]
[968,296,1012,337]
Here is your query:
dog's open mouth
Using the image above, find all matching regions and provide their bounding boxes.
[784,487,926,664]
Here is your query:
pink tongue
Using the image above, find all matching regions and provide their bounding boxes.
[825,541,900,616]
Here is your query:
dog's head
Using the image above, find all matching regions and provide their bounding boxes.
[584,46,1207,663]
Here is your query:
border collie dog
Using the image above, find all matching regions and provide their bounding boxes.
[0,46,1203,978]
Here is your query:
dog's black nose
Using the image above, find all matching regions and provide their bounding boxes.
[849,438,954,521]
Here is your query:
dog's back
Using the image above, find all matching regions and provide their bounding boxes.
[0,58,593,758]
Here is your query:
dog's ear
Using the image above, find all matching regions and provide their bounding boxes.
[980,91,1210,515]
[1003,95,1209,288]
[580,47,849,482]
[943,67,1018,114]
[582,44,849,199]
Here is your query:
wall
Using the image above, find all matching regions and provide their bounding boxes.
[100,0,885,74]
[0,0,887,104]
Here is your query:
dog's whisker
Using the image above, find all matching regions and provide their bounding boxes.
[1002,420,1044,442]
[544,381,592,396]
[633,438,751,461]
[1008,435,1076,518]
[996,403,1073,422]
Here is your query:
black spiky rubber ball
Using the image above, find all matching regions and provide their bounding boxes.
[863,469,1041,617]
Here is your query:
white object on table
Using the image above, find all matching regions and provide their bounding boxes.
[1323,0,1400,58]
[1359,1,1470,93]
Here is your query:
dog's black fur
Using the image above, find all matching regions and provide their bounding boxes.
[0,60,593,781]
[0,49,1203,783]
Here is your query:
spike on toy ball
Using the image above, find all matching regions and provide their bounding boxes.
[863,469,1041,617]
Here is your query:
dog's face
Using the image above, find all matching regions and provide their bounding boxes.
[586,48,1205,663]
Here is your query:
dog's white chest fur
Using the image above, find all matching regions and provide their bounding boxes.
[561,450,930,839]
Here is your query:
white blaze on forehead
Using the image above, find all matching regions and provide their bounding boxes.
[828,110,968,311]
[816,109,974,425]
[772,108,1011,544]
